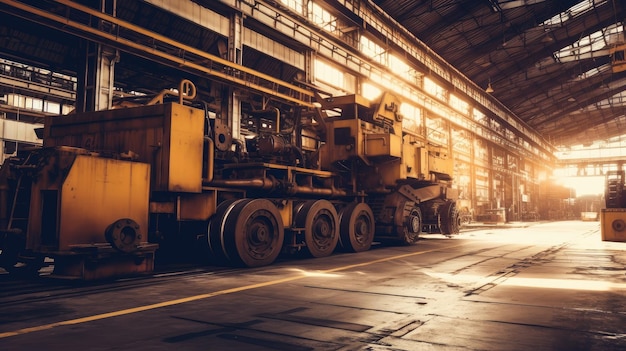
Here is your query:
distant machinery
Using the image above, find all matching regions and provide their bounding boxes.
[600,170,626,242]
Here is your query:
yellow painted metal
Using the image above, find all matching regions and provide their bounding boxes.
[203,137,215,183]
[364,133,402,158]
[167,103,205,192]
[277,201,292,229]
[44,103,205,193]
[418,147,429,178]
[322,119,402,166]
[0,0,314,107]
[319,90,457,190]
[57,154,150,251]
[600,208,626,242]
[402,143,420,179]
[150,201,176,214]
[427,144,454,176]
[177,192,216,221]
[321,92,406,166]
[322,119,358,164]
[323,94,372,108]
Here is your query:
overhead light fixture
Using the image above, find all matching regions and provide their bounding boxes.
[485,82,494,93]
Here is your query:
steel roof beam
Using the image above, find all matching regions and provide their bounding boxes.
[0,0,315,107]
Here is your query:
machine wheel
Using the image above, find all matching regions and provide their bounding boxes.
[338,202,375,252]
[439,201,460,235]
[207,199,245,265]
[221,199,284,267]
[399,207,422,245]
[294,200,339,257]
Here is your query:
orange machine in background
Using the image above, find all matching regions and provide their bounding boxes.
[601,170,626,242]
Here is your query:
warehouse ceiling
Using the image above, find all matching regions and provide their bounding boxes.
[372,0,626,148]
[0,0,625,150]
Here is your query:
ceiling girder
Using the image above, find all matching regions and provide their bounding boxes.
[525,70,626,125]
[469,1,619,85]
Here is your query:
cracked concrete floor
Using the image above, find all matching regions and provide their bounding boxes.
[0,220,624,350]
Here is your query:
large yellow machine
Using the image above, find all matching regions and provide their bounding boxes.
[0,81,459,279]
[601,170,626,242]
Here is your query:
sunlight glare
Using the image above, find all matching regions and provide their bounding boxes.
[558,175,604,196]
[501,277,626,291]
[287,268,342,278]
[427,271,626,292]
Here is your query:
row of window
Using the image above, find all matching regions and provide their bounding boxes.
[2,94,71,115]
[300,0,539,159]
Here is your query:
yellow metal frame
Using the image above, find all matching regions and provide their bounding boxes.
[600,208,626,242]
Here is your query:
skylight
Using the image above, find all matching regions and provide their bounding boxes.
[542,0,606,27]
[554,23,622,62]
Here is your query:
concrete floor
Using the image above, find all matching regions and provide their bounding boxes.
[0,220,625,350]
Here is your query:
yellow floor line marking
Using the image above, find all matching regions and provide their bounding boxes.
[0,242,465,339]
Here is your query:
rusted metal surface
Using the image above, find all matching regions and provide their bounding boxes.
[44,103,205,193]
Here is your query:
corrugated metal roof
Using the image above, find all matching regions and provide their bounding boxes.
[372,0,626,148]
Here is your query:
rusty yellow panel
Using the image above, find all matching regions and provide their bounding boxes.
[58,155,150,250]
[325,94,372,108]
[277,201,291,228]
[446,187,459,201]
[150,201,176,214]
[374,92,403,132]
[377,159,402,187]
[402,144,419,179]
[320,119,358,170]
[364,133,402,158]
[601,209,626,242]
[168,103,205,193]
[177,192,216,220]
[428,146,453,176]
[418,147,429,177]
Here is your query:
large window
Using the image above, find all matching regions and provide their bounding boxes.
[389,55,410,77]
[308,2,336,32]
[361,82,381,101]
[401,102,422,135]
[280,0,304,14]
[360,36,386,65]
[472,108,486,122]
[426,116,448,146]
[424,77,447,101]
[314,59,344,90]
[449,93,469,115]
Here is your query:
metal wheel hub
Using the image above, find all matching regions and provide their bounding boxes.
[338,202,375,253]
[312,211,334,247]
[294,200,339,258]
[208,198,284,267]
[248,213,271,244]
[408,214,421,233]
[356,218,368,236]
